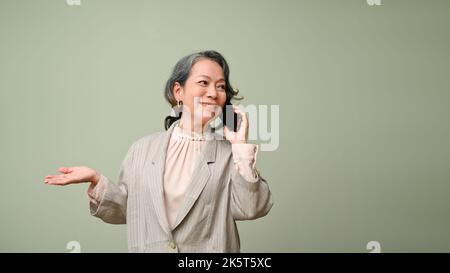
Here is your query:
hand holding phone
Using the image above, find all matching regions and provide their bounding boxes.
[222,103,248,144]
[222,101,242,132]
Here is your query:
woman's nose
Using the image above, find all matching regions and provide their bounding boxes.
[206,86,218,99]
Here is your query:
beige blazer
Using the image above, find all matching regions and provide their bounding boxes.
[90,120,273,252]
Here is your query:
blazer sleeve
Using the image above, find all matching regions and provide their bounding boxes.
[229,162,274,221]
[88,142,136,224]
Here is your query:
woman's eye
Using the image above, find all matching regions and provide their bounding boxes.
[217,85,226,90]
[198,80,208,85]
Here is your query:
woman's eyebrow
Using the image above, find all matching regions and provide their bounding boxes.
[197,75,225,82]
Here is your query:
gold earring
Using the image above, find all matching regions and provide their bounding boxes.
[175,100,183,118]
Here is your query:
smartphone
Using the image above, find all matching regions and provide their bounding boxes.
[221,101,242,132]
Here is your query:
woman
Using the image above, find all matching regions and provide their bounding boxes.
[44,50,273,252]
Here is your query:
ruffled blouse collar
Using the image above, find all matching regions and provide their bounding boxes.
[171,122,216,141]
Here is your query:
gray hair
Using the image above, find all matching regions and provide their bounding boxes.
[164,50,242,130]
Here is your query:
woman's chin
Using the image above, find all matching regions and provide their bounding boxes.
[201,115,218,125]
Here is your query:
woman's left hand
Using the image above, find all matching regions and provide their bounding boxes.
[223,105,249,144]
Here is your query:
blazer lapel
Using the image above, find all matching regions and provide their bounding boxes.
[143,121,178,236]
[172,139,216,230]
[143,119,218,234]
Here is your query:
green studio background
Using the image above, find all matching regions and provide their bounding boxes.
[1,0,449,252]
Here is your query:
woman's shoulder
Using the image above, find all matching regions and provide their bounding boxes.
[131,131,165,148]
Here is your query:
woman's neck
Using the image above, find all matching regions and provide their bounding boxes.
[178,115,213,136]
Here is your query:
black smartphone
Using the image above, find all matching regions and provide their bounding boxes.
[221,101,242,132]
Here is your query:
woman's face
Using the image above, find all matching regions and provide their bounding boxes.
[174,58,228,127]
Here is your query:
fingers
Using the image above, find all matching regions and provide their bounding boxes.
[44,167,73,185]
[44,174,56,184]
[233,106,248,136]
[44,174,71,186]
[223,106,249,144]
[45,177,67,186]
[233,106,248,127]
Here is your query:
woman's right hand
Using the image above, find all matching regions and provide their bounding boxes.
[44,166,100,186]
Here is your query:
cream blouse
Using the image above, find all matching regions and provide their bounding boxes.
[88,123,260,230]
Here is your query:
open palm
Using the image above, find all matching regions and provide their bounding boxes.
[44,166,99,186]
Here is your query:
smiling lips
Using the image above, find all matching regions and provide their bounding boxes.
[200,102,217,106]
[199,102,218,109]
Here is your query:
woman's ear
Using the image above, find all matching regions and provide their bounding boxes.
[173,82,184,101]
